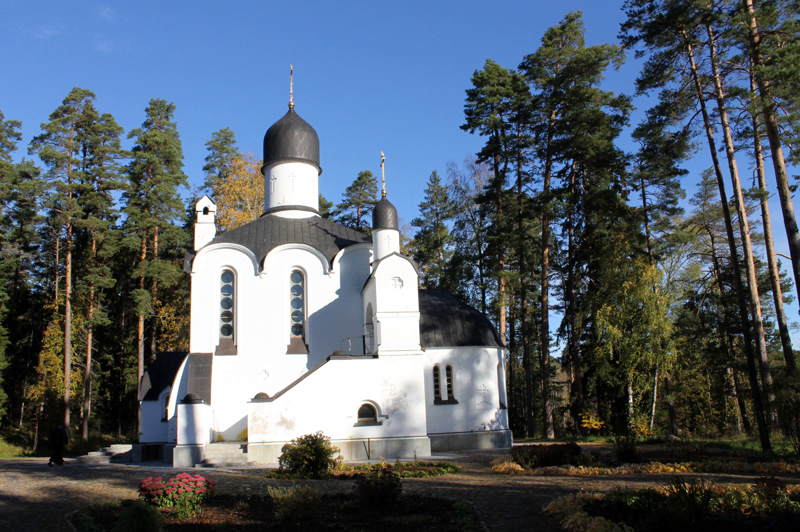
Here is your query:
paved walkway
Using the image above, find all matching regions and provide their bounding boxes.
[0,451,794,531]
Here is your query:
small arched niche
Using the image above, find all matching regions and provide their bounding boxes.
[354,402,382,426]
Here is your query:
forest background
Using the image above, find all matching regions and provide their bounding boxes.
[1,0,800,454]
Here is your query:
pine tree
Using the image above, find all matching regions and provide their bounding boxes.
[411,171,455,289]
[29,87,97,429]
[123,98,187,432]
[0,110,23,424]
[202,127,239,193]
[319,193,334,220]
[74,107,127,441]
[336,170,378,233]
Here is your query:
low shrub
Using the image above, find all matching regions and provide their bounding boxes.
[511,442,582,468]
[267,485,320,523]
[568,477,800,530]
[490,459,525,474]
[138,472,215,519]
[112,501,164,532]
[353,465,403,507]
[664,477,715,522]
[278,431,342,479]
[345,459,460,478]
[611,433,639,464]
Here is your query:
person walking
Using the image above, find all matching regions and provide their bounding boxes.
[48,425,69,466]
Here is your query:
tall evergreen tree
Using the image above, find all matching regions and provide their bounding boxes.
[29,87,96,429]
[0,110,23,424]
[122,98,187,432]
[74,107,127,441]
[202,127,239,194]
[411,171,455,289]
[336,170,378,234]
[521,10,627,438]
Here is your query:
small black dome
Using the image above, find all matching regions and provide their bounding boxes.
[181,393,204,404]
[373,197,398,230]
[262,108,321,175]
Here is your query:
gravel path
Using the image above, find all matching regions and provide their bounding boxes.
[0,450,794,531]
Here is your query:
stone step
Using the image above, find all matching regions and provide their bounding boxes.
[77,444,134,464]
[196,443,252,468]
[203,444,248,458]
[195,460,257,468]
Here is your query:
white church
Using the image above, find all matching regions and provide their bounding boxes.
[138,95,511,467]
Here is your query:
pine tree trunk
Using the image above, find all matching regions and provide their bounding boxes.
[137,235,147,435]
[567,167,583,428]
[706,23,775,411]
[685,36,770,452]
[64,220,73,429]
[150,225,159,361]
[731,365,753,435]
[514,146,533,437]
[708,225,753,436]
[81,235,97,442]
[742,0,800,305]
[749,72,795,372]
[540,114,555,440]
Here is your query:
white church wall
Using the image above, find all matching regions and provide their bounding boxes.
[248,354,428,444]
[139,401,168,443]
[424,347,510,435]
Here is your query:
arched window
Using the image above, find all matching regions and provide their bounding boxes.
[287,270,308,353]
[498,362,507,409]
[446,365,455,400]
[355,403,381,426]
[161,392,170,422]
[216,270,237,355]
[433,364,458,405]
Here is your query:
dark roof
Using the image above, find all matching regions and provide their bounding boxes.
[140,352,189,401]
[262,108,321,174]
[372,197,399,230]
[209,214,371,266]
[419,289,504,348]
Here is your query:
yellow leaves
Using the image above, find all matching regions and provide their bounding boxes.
[580,412,606,431]
[213,153,264,231]
[155,296,189,352]
[493,459,800,477]
[490,460,525,474]
[544,493,634,532]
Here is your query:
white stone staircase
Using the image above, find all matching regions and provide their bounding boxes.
[75,444,134,464]
[195,442,255,468]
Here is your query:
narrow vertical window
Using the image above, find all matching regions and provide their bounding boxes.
[290,271,305,340]
[446,365,455,400]
[220,270,235,339]
[433,366,441,400]
[287,270,308,354]
[216,269,237,355]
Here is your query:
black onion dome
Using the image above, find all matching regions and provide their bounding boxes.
[373,197,399,230]
[262,108,321,175]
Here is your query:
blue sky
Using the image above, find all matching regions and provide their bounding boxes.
[2,1,798,340]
